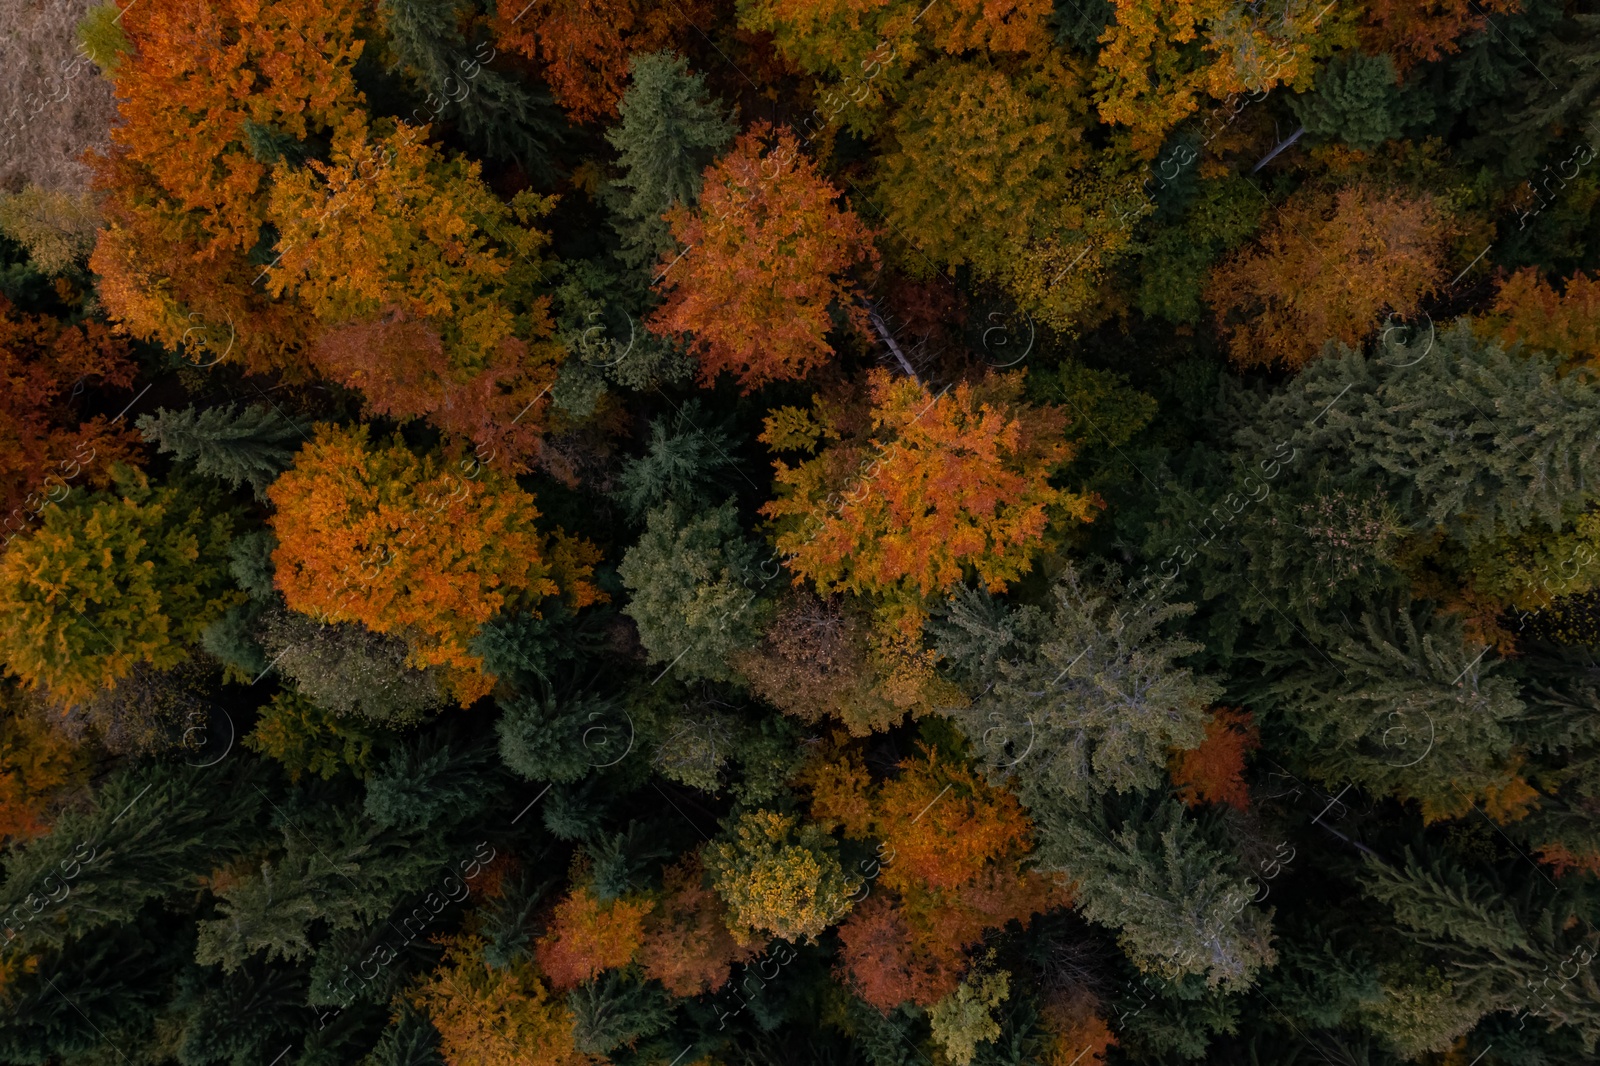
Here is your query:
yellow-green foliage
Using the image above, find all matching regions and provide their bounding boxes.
[243,689,378,782]
[928,967,1011,1066]
[0,188,101,275]
[76,3,132,76]
[705,809,853,943]
[0,470,238,707]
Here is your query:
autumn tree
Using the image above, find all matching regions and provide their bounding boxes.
[267,123,565,469]
[1358,0,1517,70]
[810,744,1068,1008]
[732,592,911,736]
[603,52,736,271]
[0,188,100,275]
[267,424,602,704]
[762,369,1092,610]
[241,689,378,782]
[1205,184,1452,369]
[1486,267,1600,366]
[737,0,1053,129]
[705,809,854,943]
[872,55,1143,332]
[89,0,370,375]
[1170,708,1260,811]
[535,884,654,990]
[490,0,689,122]
[0,296,140,530]
[0,687,86,845]
[648,124,879,392]
[257,608,447,724]
[412,934,593,1066]
[1093,0,1333,153]
[0,470,238,707]
[637,855,759,995]
[928,966,1011,1065]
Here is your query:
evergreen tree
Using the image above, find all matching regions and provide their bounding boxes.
[359,1002,446,1066]
[375,0,565,177]
[1032,795,1276,992]
[1289,52,1434,151]
[617,500,773,683]
[1362,844,1600,1053]
[946,565,1221,809]
[1231,324,1600,549]
[0,760,270,957]
[612,400,744,521]
[137,404,303,499]
[496,689,621,784]
[567,971,674,1055]
[364,732,500,832]
[1257,595,1527,816]
[194,807,451,973]
[602,52,736,270]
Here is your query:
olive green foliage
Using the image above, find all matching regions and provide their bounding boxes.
[0,471,238,707]
[928,968,1011,1066]
[617,501,774,683]
[258,609,446,725]
[944,566,1220,808]
[705,808,854,942]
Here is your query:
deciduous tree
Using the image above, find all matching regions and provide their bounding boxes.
[706,809,854,943]
[1486,267,1600,366]
[536,885,655,990]
[1205,184,1451,369]
[649,124,879,392]
[412,934,594,1066]
[0,688,85,845]
[872,56,1139,333]
[266,124,565,469]
[1093,0,1332,153]
[638,856,761,995]
[0,296,139,531]
[267,424,602,704]
[0,470,238,707]
[1170,707,1260,811]
[761,370,1091,607]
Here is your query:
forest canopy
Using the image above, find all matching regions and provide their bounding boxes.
[0,1,1599,1065]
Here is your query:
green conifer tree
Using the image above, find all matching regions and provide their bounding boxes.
[1289,52,1435,151]
[602,52,736,270]
[947,565,1220,808]
[612,401,743,521]
[375,0,565,176]
[1033,795,1277,992]
[137,404,304,499]
[617,501,773,683]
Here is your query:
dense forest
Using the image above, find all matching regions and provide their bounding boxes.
[2,0,1600,1063]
